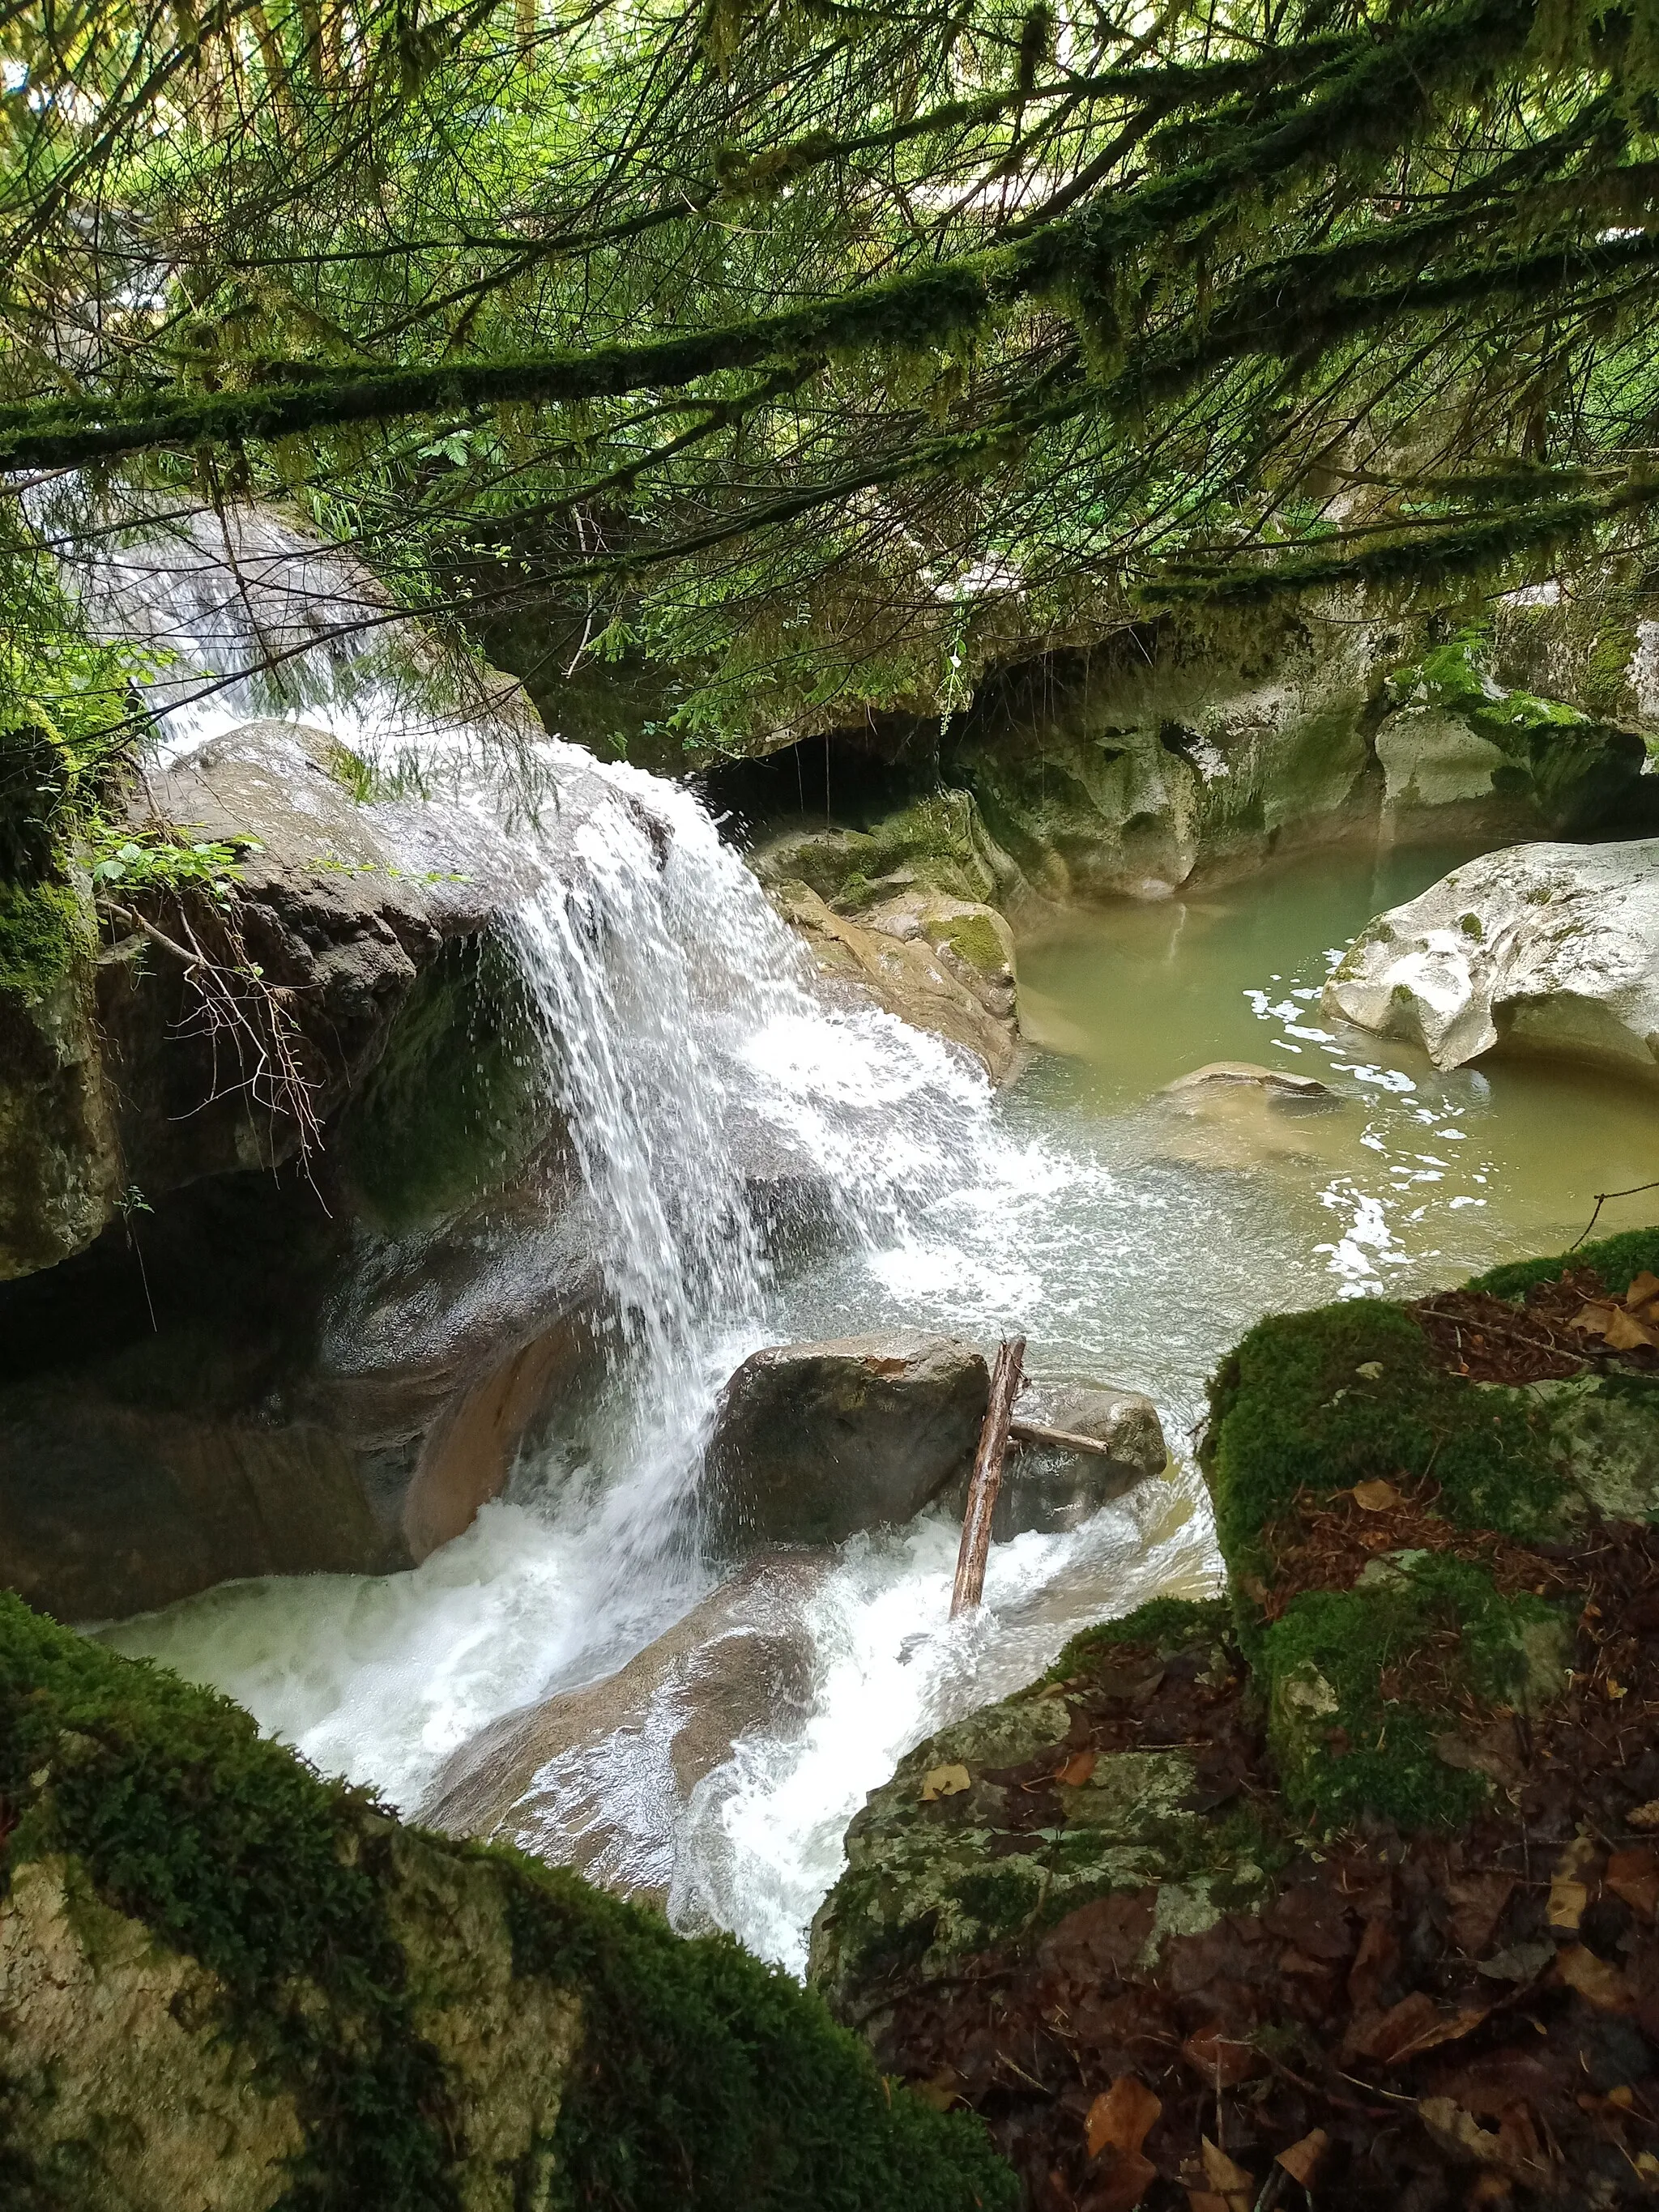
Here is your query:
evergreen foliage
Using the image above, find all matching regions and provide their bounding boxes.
[6,0,1659,744]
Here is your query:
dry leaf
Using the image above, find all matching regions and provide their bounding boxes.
[1548,1835,1597,1929]
[914,2070,961,2111]
[1606,1305,1659,1353]
[1572,1302,1617,1336]
[1418,2097,1505,2167]
[1180,2022,1263,2087]
[1086,2076,1162,2161]
[1355,1990,1488,2064]
[1624,1271,1659,1310]
[1057,1750,1098,1788]
[920,1762,970,1802]
[1628,1801,1659,1831]
[1558,1945,1634,2012]
[1353,1477,1403,1511]
[1090,2154,1157,2212]
[1185,2197,1230,2212]
[1633,2151,1659,2184]
[1200,2137,1253,2193]
[1607,1847,1659,1921]
[1276,2129,1329,2186]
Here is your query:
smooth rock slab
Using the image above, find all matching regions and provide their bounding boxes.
[422,1554,825,1915]
[703,1331,990,1549]
[1323,837,1659,1078]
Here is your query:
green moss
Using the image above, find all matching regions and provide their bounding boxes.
[1204,1302,1566,1597]
[340,933,544,1228]
[932,910,1005,977]
[0,878,86,1001]
[1043,1596,1233,1684]
[1261,1554,1568,1830]
[0,1592,1013,2212]
[1459,910,1483,940]
[1472,1225,1659,1304]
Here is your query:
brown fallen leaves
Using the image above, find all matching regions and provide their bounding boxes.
[863,1519,1659,2212]
[1573,1268,1659,1355]
[1084,2078,1161,2209]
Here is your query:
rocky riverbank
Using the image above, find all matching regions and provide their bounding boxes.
[809,1228,1659,2210]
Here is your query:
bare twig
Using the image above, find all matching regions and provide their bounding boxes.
[1570,1181,1659,1251]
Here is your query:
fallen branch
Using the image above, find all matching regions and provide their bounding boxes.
[1009,1419,1126,1461]
[952,1336,1026,1620]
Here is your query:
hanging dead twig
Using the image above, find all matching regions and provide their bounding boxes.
[1569,1179,1659,1251]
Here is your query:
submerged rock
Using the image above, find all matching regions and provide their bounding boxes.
[1324,837,1659,1080]
[704,1332,990,1549]
[810,1228,1659,2210]
[1161,1059,1333,1100]
[424,1554,827,1914]
[0,1589,1013,2212]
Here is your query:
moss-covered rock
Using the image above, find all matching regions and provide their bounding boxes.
[0,873,121,1280]
[749,786,1021,913]
[1374,630,1648,832]
[0,1591,1014,2212]
[808,1598,1282,2026]
[808,1233,1659,2208]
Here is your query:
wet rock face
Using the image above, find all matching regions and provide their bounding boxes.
[769,880,1021,1082]
[704,1332,991,1549]
[424,1554,827,1917]
[0,723,605,1620]
[944,1380,1167,1540]
[1323,837,1659,1082]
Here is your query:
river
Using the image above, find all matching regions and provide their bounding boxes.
[83,508,1659,1975]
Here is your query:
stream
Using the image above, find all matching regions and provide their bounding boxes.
[83,510,1659,1977]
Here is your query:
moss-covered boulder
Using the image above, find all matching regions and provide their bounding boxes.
[1372,629,1648,831]
[812,1230,1659,2209]
[0,1591,1014,2212]
[0,874,122,1279]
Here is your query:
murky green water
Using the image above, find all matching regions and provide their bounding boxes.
[1017,839,1659,1276]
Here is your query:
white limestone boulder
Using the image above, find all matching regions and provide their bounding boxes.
[1323,839,1659,1078]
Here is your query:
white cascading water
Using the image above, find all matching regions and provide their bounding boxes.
[75,503,1659,1967]
[76,504,1225,1970]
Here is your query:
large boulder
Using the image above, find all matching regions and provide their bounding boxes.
[0,1588,1013,2212]
[1323,837,1659,1080]
[0,721,602,1620]
[704,1332,991,1549]
[424,1555,827,1916]
[767,881,1020,1082]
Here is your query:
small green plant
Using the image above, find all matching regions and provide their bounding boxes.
[86,822,258,904]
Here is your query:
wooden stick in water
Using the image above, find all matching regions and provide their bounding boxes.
[951,1336,1026,1619]
[1009,1419,1123,1460]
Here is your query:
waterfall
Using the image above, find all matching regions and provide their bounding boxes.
[84,502,1226,1971]
[75,498,1006,1680]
